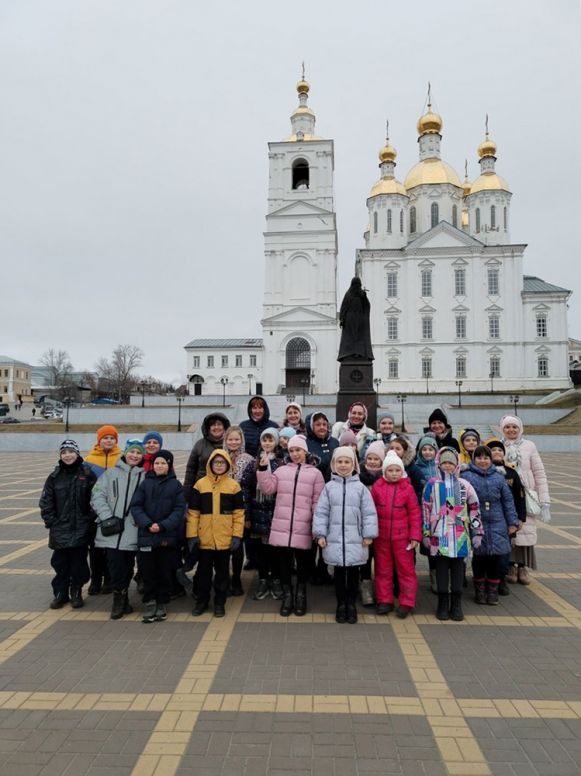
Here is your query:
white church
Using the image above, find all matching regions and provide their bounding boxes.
[185,78,571,396]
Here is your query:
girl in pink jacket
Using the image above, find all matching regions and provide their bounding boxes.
[257,435,325,617]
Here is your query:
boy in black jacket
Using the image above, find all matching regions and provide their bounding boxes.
[39,440,97,610]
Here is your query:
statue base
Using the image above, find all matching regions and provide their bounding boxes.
[335,359,378,430]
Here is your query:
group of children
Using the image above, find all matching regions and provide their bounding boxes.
[39,396,550,624]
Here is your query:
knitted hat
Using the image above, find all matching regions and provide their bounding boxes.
[438,448,459,467]
[285,402,302,416]
[500,415,523,433]
[418,435,438,452]
[378,413,395,424]
[97,425,118,443]
[60,439,80,455]
[143,431,163,447]
[383,450,405,473]
[348,402,368,421]
[365,440,386,462]
[460,428,480,444]
[260,427,279,442]
[288,434,308,452]
[152,450,174,468]
[279,427,297,440]
[428,408,448,427]
[331,446,359,474]
[339,429,357,446]
[485,438,505,453]
[124,439,145,455]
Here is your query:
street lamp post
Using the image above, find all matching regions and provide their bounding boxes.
[455,380,463,408]
[489,371,495,394]
[510,394,520,416]
[396,393,407,433]
[247,374,253,396]
[140,381,146,408]
[176,395,183,432]
[426,373,429,395]
[220,377,229,407]
[373,377,382,410]
[64,396,71,434]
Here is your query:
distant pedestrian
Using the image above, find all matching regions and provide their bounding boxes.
[32,408,36,417]
[39,440,97,610]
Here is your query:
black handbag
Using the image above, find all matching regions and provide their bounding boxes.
[100,516,124,536]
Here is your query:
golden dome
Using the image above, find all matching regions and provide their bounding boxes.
[417,110,443,135]
[404,158,462,189]
[478,136,497,158]
[379,144,397,162]
[469,172,510,195]
[291,105,315,117]
[368,177,408,198]
[463,178,471,197]
[296,79,310,94]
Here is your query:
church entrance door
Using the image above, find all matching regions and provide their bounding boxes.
[285,337,311,389]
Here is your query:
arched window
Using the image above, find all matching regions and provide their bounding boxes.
[431,202,439,228]
[285,337,311,389]
[475,207,481,233]
[373,211,378,233]
[387,209,392,233]
[491,205,496,229]
[291,159,309,190]
[452,204,458,228]
[410,206,416,233]
[400,209,404,233]
[503,206,508,230]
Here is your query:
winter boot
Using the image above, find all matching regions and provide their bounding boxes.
[498,578,510,596]
[49,590,69,610]
[473,578,487,605]
[486,580,500,606]
[279,585,293,617]
[294,584,307,617]
[376,602,394,616]
[142,600,157,623]
[359,579,374,607]
[506,564,518,584]
[253,579,270,600]
[396,605,412,619]
[123,589,133,614]
[111,591,125,620]
[192,600,208,617]
[271,579,283,600]
[449,593,464,621]
[70,586,84,609]
[335,602,347,624]
[346,593,358,624]
[429,569,438,594]
[517,566,531,585]
[436,593,450,621]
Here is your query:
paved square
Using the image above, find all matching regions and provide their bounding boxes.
[0,451,579,776]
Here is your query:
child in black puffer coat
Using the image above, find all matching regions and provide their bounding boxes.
[131,450,186,623]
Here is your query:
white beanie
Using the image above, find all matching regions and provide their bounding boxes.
[383,450,407,477]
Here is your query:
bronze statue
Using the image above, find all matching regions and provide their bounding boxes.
[338,277,374,361]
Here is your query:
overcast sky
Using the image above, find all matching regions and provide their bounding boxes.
[1,0,580,384]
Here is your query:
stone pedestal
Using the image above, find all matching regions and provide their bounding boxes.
[335,358,378,430]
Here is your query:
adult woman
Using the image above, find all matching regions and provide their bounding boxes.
[331,402,375,456]
[282,402,306,434]
[91,440,146,619]
[500,415,551,584]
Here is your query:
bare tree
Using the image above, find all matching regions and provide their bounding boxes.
[39,349,74,399]
[95,345,144,402]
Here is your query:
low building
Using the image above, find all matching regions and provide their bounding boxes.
[184,339,263,396]
[0,357,33,404]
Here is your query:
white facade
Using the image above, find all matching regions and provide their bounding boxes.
[184,339,263,396]
[260,79,339,394]
[356,105,571,391]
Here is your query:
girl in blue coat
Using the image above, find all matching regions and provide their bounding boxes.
[462,445,519,606]
[312,447,378,624]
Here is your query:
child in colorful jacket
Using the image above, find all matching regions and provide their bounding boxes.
[422,446,483,622]
[371,451,422,619]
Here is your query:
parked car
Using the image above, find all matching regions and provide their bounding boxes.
[0,403,10,417]
[43,410,62,419]
[0,417,20,424]
[90,398,120,405]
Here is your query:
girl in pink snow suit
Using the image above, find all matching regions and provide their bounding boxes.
[371,450,422,619]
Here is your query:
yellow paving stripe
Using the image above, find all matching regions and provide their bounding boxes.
[391,618,490,774]
[0,538,46,567]
[550,496,581,512]
[235,612,571,628]
[547,480,581,494]
[0,612,63,665]
[0,487,42,501]
[537,522,581,546]
[131,594,245,776]
[0,508,40,524]
[530,579,581,629]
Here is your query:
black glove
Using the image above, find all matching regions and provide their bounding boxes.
[230,537,241,552]
[187,537,199,553]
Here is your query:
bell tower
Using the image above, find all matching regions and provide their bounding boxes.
[261,71,339,394]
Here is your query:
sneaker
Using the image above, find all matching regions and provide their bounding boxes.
[142,601,157,623]
[155,604,167,621]
[376,602,394,616]
[270,579,283,600]
[253,579,270,600]
[396,605,412,619]
[214,603,226,618]
[360,579,374,607]
[517,566,531,586]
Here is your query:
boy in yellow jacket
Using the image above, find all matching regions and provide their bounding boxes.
[187,450,244,617]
